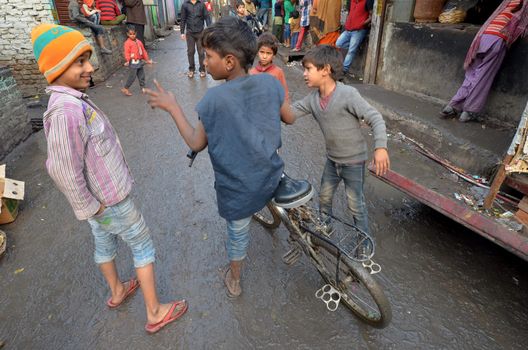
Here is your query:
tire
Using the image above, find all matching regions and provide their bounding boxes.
[252,203,281,229]
[310,237,392,328]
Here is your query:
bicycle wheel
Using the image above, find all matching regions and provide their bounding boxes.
[310,237,392,328]
[253,203,281,229]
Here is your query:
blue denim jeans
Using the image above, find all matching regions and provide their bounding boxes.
[319,158,370,234]
[291,32,299,50]
[336,29,368,72]
[283,23,291,43]
[225,216,252,261]
[87,197,155,268]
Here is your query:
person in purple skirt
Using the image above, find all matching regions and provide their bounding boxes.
[440,0,528,122]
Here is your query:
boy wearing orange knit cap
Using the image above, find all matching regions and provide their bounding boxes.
[31,23,187,334]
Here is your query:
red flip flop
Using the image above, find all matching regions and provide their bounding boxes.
[145,300,188,334]
[106,278,140,308]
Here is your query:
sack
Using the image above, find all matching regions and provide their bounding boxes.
[438,0,477,23]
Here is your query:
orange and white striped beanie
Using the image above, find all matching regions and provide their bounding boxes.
[31,23,93,83]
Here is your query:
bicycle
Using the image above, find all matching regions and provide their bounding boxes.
[253,174,392,328]
[186,151,391,327]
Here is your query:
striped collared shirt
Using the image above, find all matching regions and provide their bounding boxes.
[43,86,133,220]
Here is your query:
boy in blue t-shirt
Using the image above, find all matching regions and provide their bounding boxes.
[145,17,295,298]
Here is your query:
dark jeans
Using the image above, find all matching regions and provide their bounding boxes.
[186,31,205,72]
[124,66,145,89]
[129,23,145,45]
[319,158,370,234]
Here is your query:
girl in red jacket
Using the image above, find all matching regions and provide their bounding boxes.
[122,25,153,96]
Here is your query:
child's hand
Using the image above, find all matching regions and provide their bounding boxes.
[146,59,153,65]
[124,61,129,66]
[372,148,390,176]
[144,80,179,113]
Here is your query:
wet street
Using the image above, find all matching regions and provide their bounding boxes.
[1,33,527,349]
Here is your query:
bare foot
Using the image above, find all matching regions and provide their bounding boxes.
[148,301,187,325]
[224,267,241,298]
[121,88,132,96]
[107,279,139,307]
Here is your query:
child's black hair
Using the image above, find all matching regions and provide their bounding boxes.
[236,1,245,8]
[257,32,279,55]
[201,16,257,72]
[302,45,343,81]
[291,10,300,19]
[126,25,136,33]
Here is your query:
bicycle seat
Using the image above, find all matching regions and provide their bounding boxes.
[273,173,314,208]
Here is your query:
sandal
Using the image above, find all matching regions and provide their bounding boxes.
[199,71,206,78]
[145,300,188,334]
[106,278,140,308]
[223,267,241,298]
[187,71,195,78]
[121,88,132,96]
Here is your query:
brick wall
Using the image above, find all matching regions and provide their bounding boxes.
[0,66,31,159]
[0,0,56,97]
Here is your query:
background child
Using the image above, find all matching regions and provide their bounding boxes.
[145,17,295,298]
[287,45,390,239]
[31,23,187,334]
[235,1,247,21]
[81,0,101,24]
[122,25,152,96]
[249,32,289,102]
[289,10,301,50]
[283,0,295,47]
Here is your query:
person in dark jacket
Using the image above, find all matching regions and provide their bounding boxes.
[124,0,147,44]
[180,0,210,78]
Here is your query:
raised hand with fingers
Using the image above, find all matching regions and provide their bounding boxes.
[144,80,179,113]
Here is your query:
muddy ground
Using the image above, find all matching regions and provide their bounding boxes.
[0,33,527,349]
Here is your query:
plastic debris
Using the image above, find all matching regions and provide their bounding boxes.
[500,211,514,218]
[14,268,24,274]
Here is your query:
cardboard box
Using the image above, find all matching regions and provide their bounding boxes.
[0,165,25,225]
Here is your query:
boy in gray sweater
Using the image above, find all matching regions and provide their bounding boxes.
[285,45,390,235]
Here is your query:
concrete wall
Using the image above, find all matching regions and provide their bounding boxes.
[0,66,31,160]
[377,22,528,126]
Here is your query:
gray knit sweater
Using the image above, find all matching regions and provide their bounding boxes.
[292,82,387,164]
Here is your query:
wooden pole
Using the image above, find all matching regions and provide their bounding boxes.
[484,155,514,209]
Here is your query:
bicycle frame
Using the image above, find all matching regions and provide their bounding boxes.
[272,205,350,286]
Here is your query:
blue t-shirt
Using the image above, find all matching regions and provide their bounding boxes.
[196,74,285,220]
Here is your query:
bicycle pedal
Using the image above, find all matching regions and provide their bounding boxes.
[362,259,381,275]
[315,284,341,312]
[282,245,302,265]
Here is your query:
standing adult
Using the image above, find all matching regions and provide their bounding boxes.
[180,0,209,78]
[255,0,272,29]
[335,0,373,75]
[124,0,147,45]
[441,0,528,122]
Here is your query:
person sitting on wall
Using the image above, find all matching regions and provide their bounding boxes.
[82,0,102,25]
[335,0,373,76]
[440,0,528,122]
[96,0,127,25]
[69,0,113,54]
